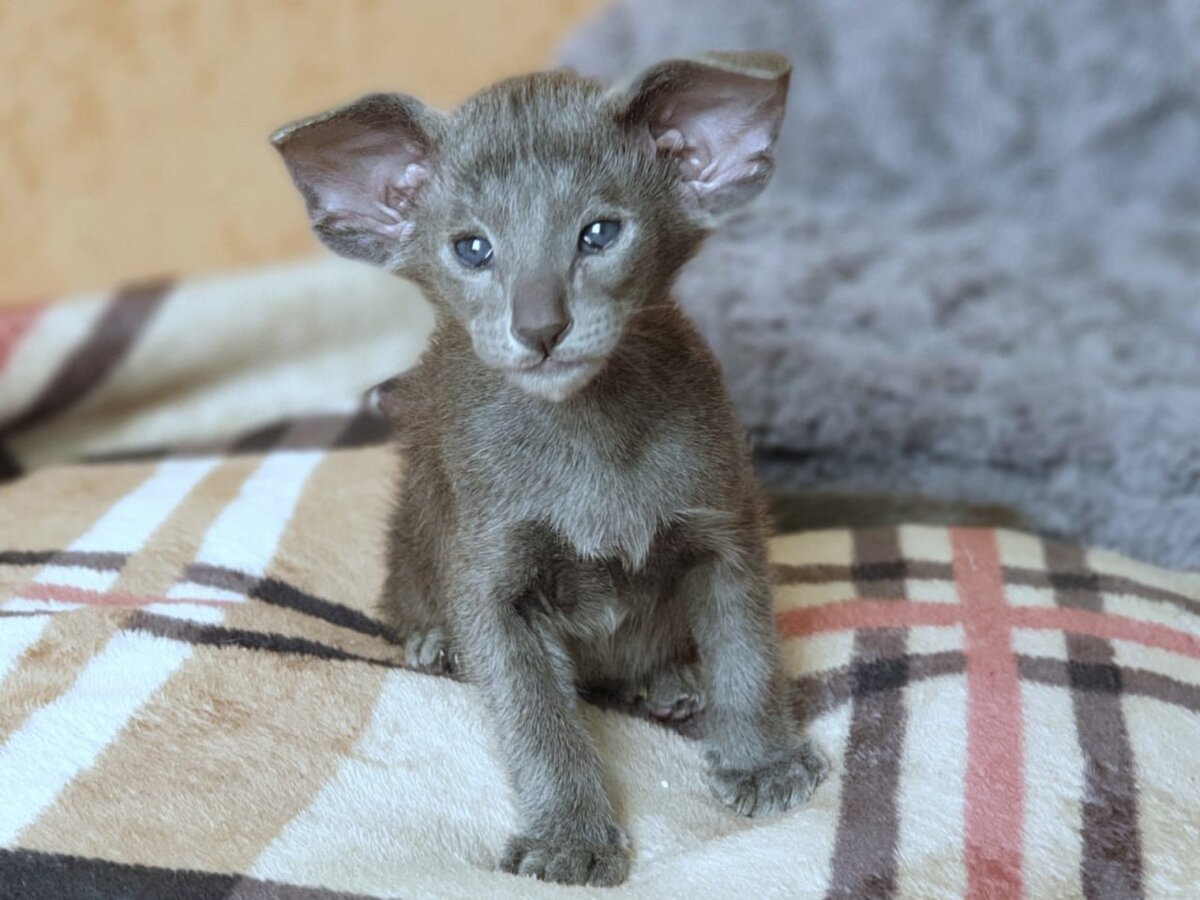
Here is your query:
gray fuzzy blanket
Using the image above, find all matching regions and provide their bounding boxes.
[560,0,1200,569]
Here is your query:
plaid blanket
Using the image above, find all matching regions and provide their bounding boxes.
[2,266,1199,897]
[0,257,431,474]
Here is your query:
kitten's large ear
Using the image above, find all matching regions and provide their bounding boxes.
[619,51,791,219]
[271,94,438,266]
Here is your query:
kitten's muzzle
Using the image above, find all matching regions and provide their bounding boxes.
[511,273,571,357]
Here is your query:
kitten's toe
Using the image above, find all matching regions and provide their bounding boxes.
[402,627,458,674]
[639,663,706,722]
[500,826,630,887]
[707,741,828,817]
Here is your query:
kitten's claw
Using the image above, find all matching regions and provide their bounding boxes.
[707,741,827,817]
[500,825,630,887]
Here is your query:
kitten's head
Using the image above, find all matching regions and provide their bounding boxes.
[272,52,790,402]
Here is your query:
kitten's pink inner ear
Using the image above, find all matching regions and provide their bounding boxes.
[271,93,435,262]
[289,130,428,238]
[372,159,428,237]
[653,84,775,183]
[627,55,791,216]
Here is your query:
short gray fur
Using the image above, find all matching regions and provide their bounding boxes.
[561,0,1200,570]
[273,53,825,888]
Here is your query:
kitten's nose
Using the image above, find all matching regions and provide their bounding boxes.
[513,319,570,356]
[511,274,571,357]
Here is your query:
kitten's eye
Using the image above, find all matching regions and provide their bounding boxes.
[453,236,493,269]
[579,220,621,254]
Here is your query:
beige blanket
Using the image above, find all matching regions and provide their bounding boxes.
[1,438,1198,897]
[1,262,1199,897]
[0,255,430,473]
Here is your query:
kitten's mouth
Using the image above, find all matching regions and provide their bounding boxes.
[516,356,599,375]
[505,355,605,401]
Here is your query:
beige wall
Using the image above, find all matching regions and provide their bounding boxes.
[0,0,607,305]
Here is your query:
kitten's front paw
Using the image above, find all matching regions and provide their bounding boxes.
[707,741,828,817]
[499,825,630,887]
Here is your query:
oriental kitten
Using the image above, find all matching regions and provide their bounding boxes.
[272,51,825,888]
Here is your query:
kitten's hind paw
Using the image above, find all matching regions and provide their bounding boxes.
[401,626,459,674]
[638,663,706,722]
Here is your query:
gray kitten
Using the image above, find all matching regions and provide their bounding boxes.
[272,52,825,888]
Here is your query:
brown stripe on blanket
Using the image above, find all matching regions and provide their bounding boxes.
[21,613,389,875]
[792,650,966,730]
[128,611,401,671]
[827,528,910,899]
[0,610,126,742]
[229,590,402,666]
[1045,540,1145,900]
[279,414,358,450]
[0,278,172,435]
[0,847,380,900]
[229,421,294,455]
[220,409,386,457]
[184,562,258,595]
[334,408,391,449]
[1018,655,1200,715]
[82,411,391,468]
[0,441,22,481]
[250,577,397,640]
[0,550,127,570]
[1008,565,1200,618]
[171,565,398,652]
[774,559,1198,619]
[774,560,954,585]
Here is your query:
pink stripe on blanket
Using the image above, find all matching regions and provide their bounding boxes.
[1010,605,1200,660]
[778,599,962,635]
[953,527,1024,900]
[0,302,44,375]
[778,598,1200,660]
[19,582,232,609]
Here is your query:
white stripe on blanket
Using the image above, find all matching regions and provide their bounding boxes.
[0,630,193,844]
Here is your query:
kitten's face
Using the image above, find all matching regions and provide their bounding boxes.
[413,77,701,401]
[273,54,790,402]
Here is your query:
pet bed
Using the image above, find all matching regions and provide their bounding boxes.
[1,276,1198,897]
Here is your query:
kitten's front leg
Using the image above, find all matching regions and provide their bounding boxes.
[448,537,630,887]
[683,545,827,816]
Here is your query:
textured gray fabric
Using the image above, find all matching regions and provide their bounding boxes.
[559,0,1200,569]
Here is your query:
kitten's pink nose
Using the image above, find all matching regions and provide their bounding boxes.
[513,319,570,356]
[511,273,571,357]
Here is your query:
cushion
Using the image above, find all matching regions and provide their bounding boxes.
[2,437,1197,896]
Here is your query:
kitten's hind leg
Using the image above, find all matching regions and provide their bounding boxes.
[378,544,460,674]
[379,574,460,674]
[401,625,460,674]
[574,572,702,720]
[377,457,459,674]
[579,662,705,723]
[629,662,706,722]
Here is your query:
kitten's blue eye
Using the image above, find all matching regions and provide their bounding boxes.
[579,220,621,254]
[453,236,493,269]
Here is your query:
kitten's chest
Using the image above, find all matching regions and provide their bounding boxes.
[467,413,699,569]
[541,445,687,568]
